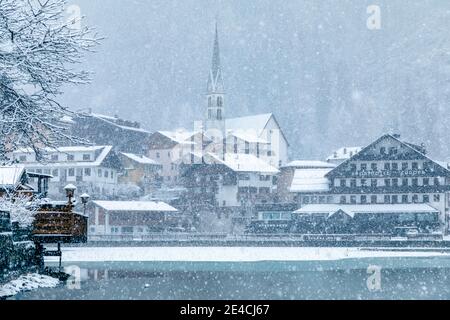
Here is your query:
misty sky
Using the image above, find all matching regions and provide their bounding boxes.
[61,0,450,160]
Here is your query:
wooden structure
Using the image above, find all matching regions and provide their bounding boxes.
[33,202,88,244]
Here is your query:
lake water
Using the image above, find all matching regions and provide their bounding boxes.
[9,256,450,300]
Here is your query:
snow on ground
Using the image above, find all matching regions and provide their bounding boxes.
[45,247,450,263]
[0,273,59,298]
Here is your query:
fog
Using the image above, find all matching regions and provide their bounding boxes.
[61,0,450,160]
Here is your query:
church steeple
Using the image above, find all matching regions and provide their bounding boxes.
[207,22,224,94]
[205,21,225,142]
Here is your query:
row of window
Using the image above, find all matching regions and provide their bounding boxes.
[28,168,115,180]
[18,153,92,162]
[336,177,443,188]
[350,161,431,172]
[339,194,441,205]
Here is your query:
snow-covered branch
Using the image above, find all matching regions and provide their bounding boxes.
[0,0,100,162]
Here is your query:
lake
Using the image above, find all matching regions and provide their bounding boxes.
[9,253,450,300]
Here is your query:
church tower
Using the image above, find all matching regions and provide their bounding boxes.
[204,22,225,142]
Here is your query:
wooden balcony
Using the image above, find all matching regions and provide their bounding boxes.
[32,205,88,244]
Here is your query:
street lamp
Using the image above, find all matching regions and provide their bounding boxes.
[80,193,90,216]
[64,184,77,206]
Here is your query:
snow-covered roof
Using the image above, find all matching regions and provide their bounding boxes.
[295,204,439,217]
[121,153,160,165]
[158,130,197,145]
[14,146,114,168]
[60,115,75,124]
[14,145,105,153]
[283,160,336,169]
[92,201,178,212]
[90,113,151,134]
[326,146,363,162]
[225,113,273,136]
[289,168,332,193]
[0,166,25,188]
[208,153,279,174]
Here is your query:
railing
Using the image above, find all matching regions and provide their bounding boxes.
[87,232,444,243]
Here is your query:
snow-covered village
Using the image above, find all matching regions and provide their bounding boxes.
[1,0,450,304]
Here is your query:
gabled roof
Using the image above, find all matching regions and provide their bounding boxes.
[208,153,279,174]
[158,130,198,145]
[0,166,26,188]
[92,201,177,212]
[121,153,160,165]
[14,146,115,168]
[89,113,151,134]
[326,134,450,178]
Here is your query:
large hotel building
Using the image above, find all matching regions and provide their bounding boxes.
[325,134,450,223]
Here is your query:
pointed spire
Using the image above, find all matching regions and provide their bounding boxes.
[207,20,224,94]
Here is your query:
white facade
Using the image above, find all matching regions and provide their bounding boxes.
[12,146,121,199]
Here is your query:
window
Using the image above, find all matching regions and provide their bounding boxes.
[423,195,430,203]
[412,194,419,203]
[340,179,346,187]
[84,168,91,176]
[412,178,418,186]
[360,163,367,171]
[392,195,398,204]
[350,195,356,204]
[19,155,27,162]
[217,109,222,120]
[423,178,429,186]
[361,179,367,187]
[68,168,75,176]
[238,174,250,181]
[371,179,377,187]
[371,163,377,171]
[434,177,440,186]
[350,164,357,171]
[434,194,440,202]
[392,163,398,170]
[392,178,398,187]
[412,162,418,170]
[121,227,133,234]
[389,147,398,155]
[51,154,59,161]
[340,196,346,204]
[217,96,223,107]
[402,162,408,170]
[104,170,108,178]
[402,195,408,203]
[319,196,326,204]
[67,154,75,161]
[350,179,356,188]
[371,195,377,204]
[98,169,102,177]
[245,142,250,154]
[384,179,391,187]
[208,109,212,119]
[111,171,114,179]
[360,195,367,204]
[384,162,391,170]
[384,195,391,204]
[380,147,386,155]
[156,152,160,159]
[83,154,91,161]
[402,178,408,186]
[52,169,59,177]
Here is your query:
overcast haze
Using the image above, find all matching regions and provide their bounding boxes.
[61,0,450,160]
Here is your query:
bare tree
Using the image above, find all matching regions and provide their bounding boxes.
[0,0,99,162]
[0,193,39,227]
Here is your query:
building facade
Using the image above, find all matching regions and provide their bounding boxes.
[325,134,450,226]
[12,146,122,200]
